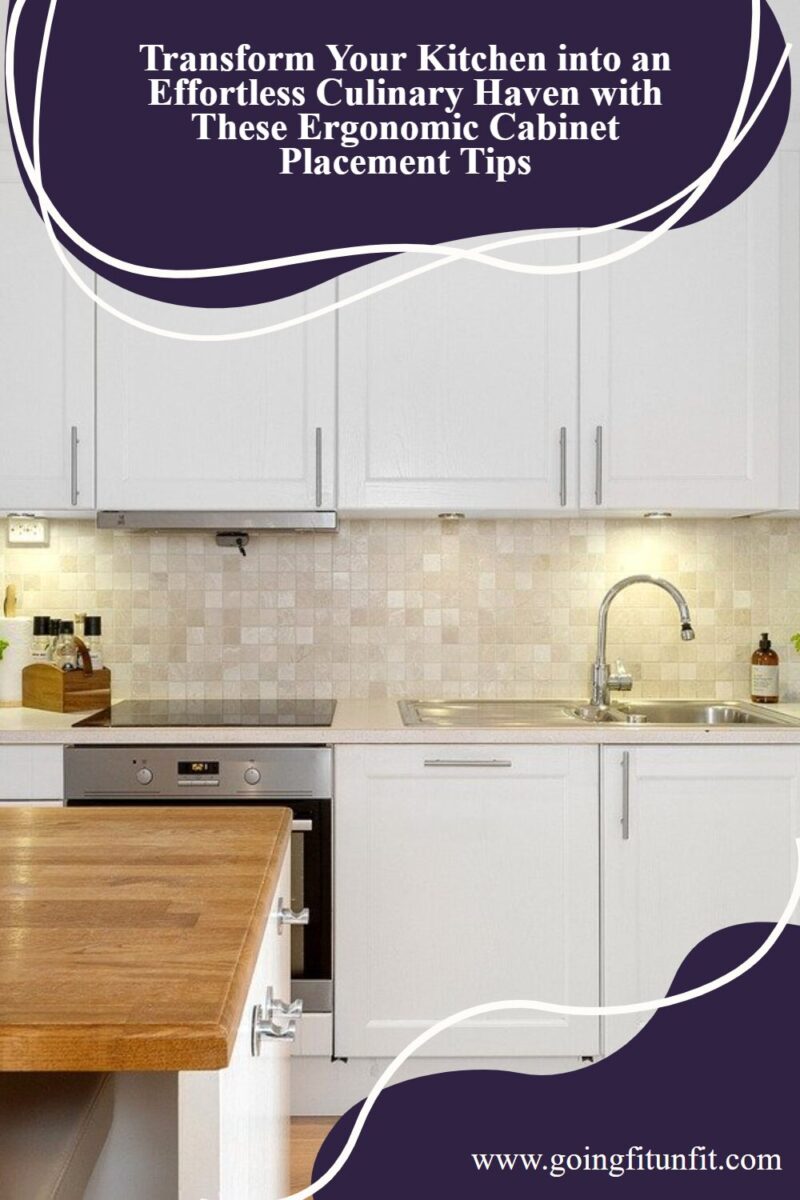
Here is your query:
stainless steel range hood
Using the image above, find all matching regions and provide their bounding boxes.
[96,511,338,532]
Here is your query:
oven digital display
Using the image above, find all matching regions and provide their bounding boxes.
[178,761,220,775]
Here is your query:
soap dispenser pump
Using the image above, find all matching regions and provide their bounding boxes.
[751,633,779,704]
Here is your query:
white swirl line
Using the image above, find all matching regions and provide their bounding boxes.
[5,0,789,339]
[287,835,800,1200]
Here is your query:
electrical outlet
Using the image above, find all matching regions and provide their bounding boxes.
[6,515,50,547]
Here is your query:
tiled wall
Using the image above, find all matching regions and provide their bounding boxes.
[2,517,800,702]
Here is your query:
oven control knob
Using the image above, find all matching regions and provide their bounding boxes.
[136,767,153,786]
[244,767,261,786]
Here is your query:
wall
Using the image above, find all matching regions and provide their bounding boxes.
[2,517,799,702]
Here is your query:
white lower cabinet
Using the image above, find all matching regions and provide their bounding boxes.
[178,848,292,1200]
[0,745,62,801]
[602,745,800,1055]
[334,745,600,1059]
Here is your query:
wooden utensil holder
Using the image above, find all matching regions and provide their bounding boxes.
[22,663,111,713]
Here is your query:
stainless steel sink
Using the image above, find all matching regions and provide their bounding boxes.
[399,698,800,728]
[398,700,583,728]
[609,701,799,726]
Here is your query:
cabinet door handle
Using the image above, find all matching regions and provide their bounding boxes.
[315,426,323,507]
[621,750,631,840]
[70,426,79,506]
[559,426,567,507]
[595,425,603,506]
[423,758,513,768]
[291,819,313,833]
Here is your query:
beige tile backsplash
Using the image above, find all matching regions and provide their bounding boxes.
[2,517,800,702]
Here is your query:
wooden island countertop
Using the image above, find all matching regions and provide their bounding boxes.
[0,806,291,1072]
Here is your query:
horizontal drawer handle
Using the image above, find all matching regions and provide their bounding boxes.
[423,759,513,768]
[291,819,313,833]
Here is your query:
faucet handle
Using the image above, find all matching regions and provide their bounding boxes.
[609,659,633,692]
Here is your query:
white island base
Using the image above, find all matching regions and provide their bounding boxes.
[84,853,292,1200]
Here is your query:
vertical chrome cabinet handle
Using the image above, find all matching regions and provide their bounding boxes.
[559,427,567,507]
[595,425,603,506]
[315,426,323,507]
[70,426,79,506]
[621,750,631,840]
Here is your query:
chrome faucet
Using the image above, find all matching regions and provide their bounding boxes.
[591,575,695,708]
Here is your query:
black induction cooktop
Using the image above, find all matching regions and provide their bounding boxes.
[73,699,337,728]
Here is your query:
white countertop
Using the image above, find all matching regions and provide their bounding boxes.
[3,699,800,745]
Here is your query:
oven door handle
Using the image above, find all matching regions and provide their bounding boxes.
[291,819,313,832]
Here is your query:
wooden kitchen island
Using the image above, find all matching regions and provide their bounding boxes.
[0,806,293,1200]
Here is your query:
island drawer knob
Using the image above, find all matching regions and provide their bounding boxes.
[277,898,310,932]
[251,987,303,1055]
[268,993,303,1019]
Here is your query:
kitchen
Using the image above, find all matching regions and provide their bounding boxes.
[2,0,800,1196]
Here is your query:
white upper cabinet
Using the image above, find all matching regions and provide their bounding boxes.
[338,237,580,515]
[580,150,800,514]
[338,151,800,519]
[96,282,336,511]
[0,38,95,514]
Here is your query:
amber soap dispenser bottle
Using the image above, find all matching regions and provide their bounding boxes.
[751,633,779,703]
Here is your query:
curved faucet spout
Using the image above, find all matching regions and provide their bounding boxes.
[591,575,695,708]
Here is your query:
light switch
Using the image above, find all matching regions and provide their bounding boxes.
[6,516,50,547]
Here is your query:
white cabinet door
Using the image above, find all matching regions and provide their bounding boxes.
[0,24,95,514]
[96,283,336,511]
[580,151,800,513]
[602,745,800,1055]
[0,745,62,801]
[338,237,579,515]
[179,847,291,1200]
[335,745,599,1058]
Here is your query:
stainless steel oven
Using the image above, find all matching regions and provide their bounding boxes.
[64,745,332,1012]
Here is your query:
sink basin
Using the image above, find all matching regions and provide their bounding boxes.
[609,701,799,726]
[567,700,800,726]
[398,700,583,728]
[399,699,800,728]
